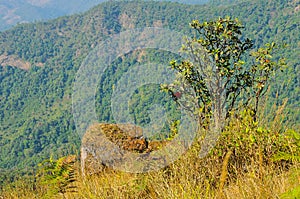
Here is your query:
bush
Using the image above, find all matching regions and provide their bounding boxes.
[207,109,299,180]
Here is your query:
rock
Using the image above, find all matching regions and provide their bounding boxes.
[0,54,44,70]
[81,123,169,175]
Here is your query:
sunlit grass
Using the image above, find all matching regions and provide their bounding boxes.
[1,147,299,199]
[1,109,299,199]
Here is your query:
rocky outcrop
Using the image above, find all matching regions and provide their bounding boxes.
[0,54,31,70]
[81,123,168,175]
[0,54,44,70]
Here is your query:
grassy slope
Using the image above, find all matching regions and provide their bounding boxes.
[1,126,299,198]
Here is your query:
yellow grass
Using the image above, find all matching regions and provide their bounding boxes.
[1,107,299,199]
[1,144,299,199]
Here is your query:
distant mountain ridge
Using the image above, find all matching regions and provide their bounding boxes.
[0,0,112,31]
[0,0,209,31]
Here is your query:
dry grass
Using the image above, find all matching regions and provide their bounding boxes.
[63,152,300,199]
[1,109,299,199]
[1,144,299,199]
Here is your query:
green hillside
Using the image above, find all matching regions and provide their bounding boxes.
[0,0,210,31]
[0,0,299,183]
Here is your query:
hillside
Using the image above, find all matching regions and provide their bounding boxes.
[0,0,210,31]
[0,0,299,184]
[0,0,109,31]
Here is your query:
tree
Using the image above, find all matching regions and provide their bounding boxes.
[162,17,286,131]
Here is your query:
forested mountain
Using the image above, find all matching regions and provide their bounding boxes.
[0,0,109,31]
[0,0,299,183]
[0,0,209,31]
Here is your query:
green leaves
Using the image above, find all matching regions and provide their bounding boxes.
[165,17,287,129]
[272,129,300,163]
[250,42,287,103]
[37,155,77,197]
[210,108,299,181]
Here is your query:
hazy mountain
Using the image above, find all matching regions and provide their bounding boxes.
[0,0,106,30]
[0,0,209,31]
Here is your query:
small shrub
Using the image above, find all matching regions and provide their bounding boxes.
[36,155,77,198]
[207,109,299,180]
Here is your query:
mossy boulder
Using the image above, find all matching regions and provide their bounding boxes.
[81,123,168,175]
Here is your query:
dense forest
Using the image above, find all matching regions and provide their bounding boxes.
[0,0,299,184]
[0,0,210,31]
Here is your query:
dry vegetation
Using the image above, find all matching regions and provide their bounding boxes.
[1,151,299,199]
[1,110,299,199]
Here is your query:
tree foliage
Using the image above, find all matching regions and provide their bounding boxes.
[163,17,286,130]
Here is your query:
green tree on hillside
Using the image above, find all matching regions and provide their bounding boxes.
[162,17,286,131]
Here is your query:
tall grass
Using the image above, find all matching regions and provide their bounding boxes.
[1,109,299,199]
